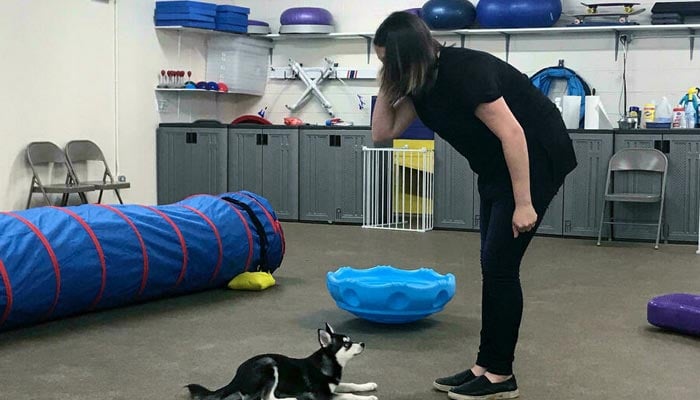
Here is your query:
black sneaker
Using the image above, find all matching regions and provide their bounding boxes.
[433,369,479,392]
[447,375,519,400]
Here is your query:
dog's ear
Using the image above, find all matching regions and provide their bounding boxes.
[318,329,332,348]
[325,322,335,334]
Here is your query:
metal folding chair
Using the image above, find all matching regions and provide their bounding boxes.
[26,141,97,208]
[64,140,131,204]
[597,148,668,249]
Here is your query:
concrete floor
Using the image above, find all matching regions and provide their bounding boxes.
[1,222,699,400]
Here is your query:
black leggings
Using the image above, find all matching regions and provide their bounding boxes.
[474,171,560,376]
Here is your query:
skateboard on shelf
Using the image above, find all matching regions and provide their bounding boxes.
[572,3,645,25]
[580,2,641,14]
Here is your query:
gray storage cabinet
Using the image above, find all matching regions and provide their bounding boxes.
[562,130,614,237]
[537,190,564,236]
[229,126,299,220]
[612,131,665,241]
[157,123,228,205]
[434,134,477,230]
[664,131,700,242]
[299,127,371,223]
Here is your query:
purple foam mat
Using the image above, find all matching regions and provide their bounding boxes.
[647,293,700,336]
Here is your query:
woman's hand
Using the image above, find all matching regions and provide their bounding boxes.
[512,204,538,238]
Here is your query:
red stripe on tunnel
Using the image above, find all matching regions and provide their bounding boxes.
[240,193,286,257]
[51,207,107,310]
[142,206,189,288]
[195,194,254,273]
[2,212,61,321]
[95,205,150,298]
[0,259,13,327]
[181,206,223,283]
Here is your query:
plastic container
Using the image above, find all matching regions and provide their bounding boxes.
[205,36,272,96]
[656,97,673,123]
[643,103,656,127]
[686,99,697,129]
[672,106,686,128]
[629,106,641,127]
[679,88,699,128]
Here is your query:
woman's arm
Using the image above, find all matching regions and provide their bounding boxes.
[371,92,417,143]
[475,97,537,238]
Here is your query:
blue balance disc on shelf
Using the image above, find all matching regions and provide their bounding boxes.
[326,266,456,324]
[476,0,562,28]
[421,0,476,30]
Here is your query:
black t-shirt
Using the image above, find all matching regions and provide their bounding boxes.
[411,47,577,197]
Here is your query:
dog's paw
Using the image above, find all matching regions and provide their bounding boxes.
[366,396,378,400]
[365,382,378,392]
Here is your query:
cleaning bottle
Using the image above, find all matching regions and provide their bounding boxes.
[686,90,697,129]
[672,105,686,128]
[680,88,699,128]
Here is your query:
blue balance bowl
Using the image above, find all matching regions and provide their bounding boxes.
[326,266,456,324]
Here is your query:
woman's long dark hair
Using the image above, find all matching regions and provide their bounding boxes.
[374,12,441,104]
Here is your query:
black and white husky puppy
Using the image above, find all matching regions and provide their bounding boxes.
[184,323,378,400]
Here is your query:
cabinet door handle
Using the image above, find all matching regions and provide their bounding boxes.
[565,220,572,233]
[256,134,262,145]
[262,134,269,146]
[186,132,197,144]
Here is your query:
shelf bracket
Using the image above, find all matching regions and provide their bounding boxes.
[504,33,511,63]
[361,35,373,64]
[691,28,696,60]
[614,30,621,62]
[459,33,466,48]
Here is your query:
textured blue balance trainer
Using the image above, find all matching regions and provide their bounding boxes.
[327,266,456,324]
[0,191,285,332]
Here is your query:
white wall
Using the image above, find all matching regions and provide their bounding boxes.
[0,0,696,210]
[0,0,116,210]
[232,0,695,127]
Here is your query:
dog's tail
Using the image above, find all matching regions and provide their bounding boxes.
[183,384,240,400]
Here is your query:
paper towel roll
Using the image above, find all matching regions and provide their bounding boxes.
[562,96,581,129]
[584,96,613,130]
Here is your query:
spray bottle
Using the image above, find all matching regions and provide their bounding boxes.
[680,88,699,128]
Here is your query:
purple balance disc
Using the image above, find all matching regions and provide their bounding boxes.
[280,7,334,26]
[647,293,700,336]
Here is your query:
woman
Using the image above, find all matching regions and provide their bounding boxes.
[371,12,577,400]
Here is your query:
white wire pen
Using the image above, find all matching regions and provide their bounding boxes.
[362,146,434,232]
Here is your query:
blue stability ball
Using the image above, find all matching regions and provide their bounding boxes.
[477,0,562,28]
[421,0,476,30]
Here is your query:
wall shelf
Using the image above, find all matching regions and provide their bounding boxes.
[155,88,261,96]
[155,25,265,38]
[265,24,700,62]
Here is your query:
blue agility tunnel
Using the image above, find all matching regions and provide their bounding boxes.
[0,191,284,332]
